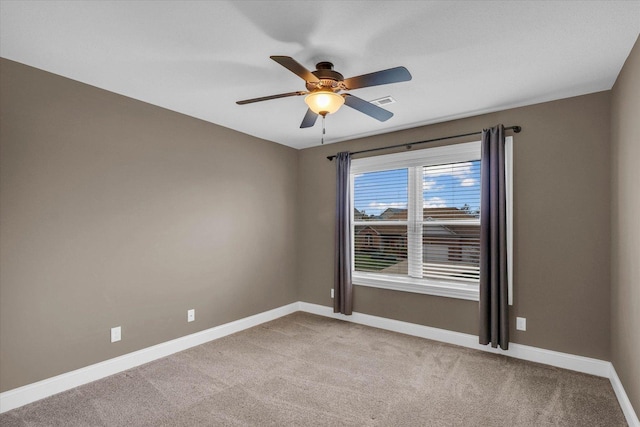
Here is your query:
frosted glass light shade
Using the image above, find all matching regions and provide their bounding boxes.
[304,91,345,115]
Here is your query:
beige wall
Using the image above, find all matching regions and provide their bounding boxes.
[298,91,612,360]
[0,59,299,392]
[611,37,640,414]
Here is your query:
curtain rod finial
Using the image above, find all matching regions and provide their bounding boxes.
[513,126,522,133]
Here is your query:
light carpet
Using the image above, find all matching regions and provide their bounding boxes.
[0,312,626,426]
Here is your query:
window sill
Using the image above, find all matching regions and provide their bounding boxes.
[352,272,479,301]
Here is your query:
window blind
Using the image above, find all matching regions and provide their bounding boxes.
[353,160,481,285]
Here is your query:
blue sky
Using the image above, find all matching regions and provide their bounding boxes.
[354,160,481,217]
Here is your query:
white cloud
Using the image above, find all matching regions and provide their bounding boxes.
[423,162,473,180]
[423,197,448,208]
[423,180,436,191]
[368,201,407,210]
[460,178,476,187]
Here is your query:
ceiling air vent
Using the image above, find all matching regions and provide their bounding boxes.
[370,96,396,107]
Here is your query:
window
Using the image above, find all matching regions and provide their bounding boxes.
[350,139,513,301]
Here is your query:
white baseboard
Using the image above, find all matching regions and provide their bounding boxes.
[298,302,638,427]
[298,302,611,376]
[0,302,299,414]
[2,300,637,427]
[610,365,640,427]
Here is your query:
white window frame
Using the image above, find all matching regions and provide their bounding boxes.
[350,138,513,303]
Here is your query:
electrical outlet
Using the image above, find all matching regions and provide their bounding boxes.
[516,317,527,331]
[111,326,121,343]
[187,309,195,322]
[331,289,334,299]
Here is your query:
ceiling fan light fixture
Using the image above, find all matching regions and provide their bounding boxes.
[305,90,344,116]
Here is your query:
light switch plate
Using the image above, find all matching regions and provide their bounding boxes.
[111,326,121,342]
[516,317,527,331]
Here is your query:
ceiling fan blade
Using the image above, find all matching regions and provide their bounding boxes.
[236,91,307,105]
[300,108,318,128]
[343,94,393,122]
[343,66,412,90]
[270,56,320,83]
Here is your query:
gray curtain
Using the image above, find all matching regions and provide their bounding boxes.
[479,125,509,350]
[334,151,353,315]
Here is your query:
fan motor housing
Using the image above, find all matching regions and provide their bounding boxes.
[307,62,344,92]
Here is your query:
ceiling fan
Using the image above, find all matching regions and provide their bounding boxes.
[236,56,412,128]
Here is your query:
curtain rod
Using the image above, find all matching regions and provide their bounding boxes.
[326,125,522,161]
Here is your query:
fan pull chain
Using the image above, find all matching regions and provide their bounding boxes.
[321,114,326,144]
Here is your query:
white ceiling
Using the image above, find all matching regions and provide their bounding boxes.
[1,1,639,149]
